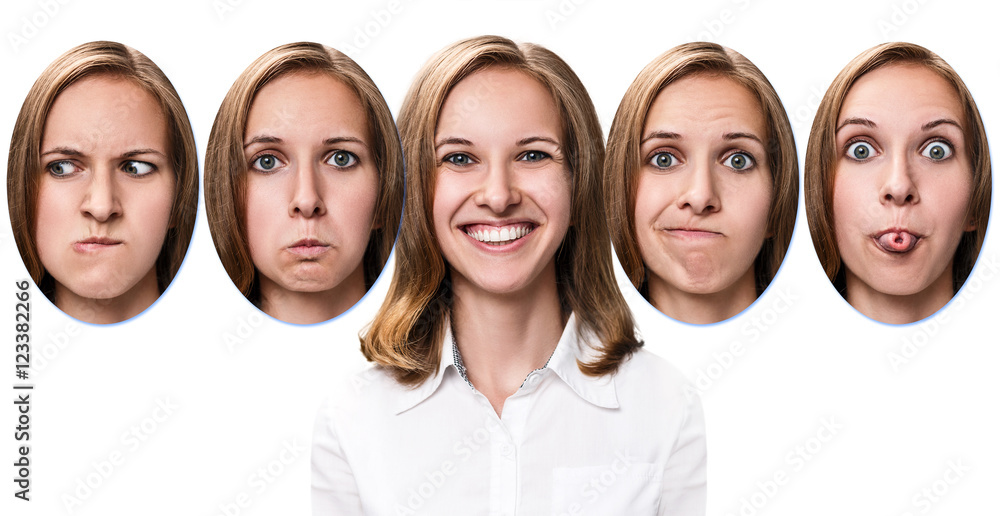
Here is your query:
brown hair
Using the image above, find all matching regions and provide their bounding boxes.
[605,42,799,298]
[205,42,403,304]
[805,42,991,294]
[362,35,641,386]
[7,40,198,299]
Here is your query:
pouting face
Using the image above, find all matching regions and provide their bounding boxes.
[634,74,773,302]
[243,72,379,302]
[832,63,974,301]
[35,75,175,303]
[432,67,572,297]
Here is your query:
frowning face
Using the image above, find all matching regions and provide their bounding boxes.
[634,74,773,320]
[243,72,379,315]
[832,63,974,316]
[432,67,571,297]
[35,75,175,319]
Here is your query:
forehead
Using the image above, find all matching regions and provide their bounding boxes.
[839,63,964,127]
[42,74,168,148]
[246,71,367,135]
[645,73,765,134]
[436,67,562,136]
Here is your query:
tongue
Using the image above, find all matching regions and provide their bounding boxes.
[877,231,917,253]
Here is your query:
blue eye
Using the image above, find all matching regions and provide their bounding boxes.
[847,141,875,161]
[122,160,155,176]
[922,141,953,161]
[650,152,676,169]
[519,150,550,162]
[444,153,474,166]
[252,154,283,172]
[47,160,81,177]
[723,152,754,171]
[327,150,358,168]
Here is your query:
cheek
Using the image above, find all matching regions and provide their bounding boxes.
[33,184,70,262]
[633,172,673,228]
[831,171,865,240]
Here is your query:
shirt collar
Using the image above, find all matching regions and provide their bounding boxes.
[393,312,619,415]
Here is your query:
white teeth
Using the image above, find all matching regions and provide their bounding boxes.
[466,225,533,245]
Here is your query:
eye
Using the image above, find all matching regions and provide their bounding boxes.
[443,153,474,167]
[519,150,551,162]
[122,160,155,176]
[922,141,953,161]
[649,151,676,169]
[327,150,358,168]
[251,154,284,172]
[723,152,754,171]
[846,141,876,161]
[47,160,81,177]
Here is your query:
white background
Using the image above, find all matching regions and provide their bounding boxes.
[2,0,998,514]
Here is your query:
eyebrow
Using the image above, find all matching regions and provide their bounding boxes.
[435,136,473,149]
[922,118,963,131]
[244,135,368,149]
[516,136,562,148]
[640,131,681,145]
[723,132,764,145]
[836,117,876,134]
[639,131,763,145]
[40,147,166,159]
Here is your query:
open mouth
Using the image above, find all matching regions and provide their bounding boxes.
[462,223,535,246]
[873,230,921,254]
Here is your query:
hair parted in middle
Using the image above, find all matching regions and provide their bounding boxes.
[804,41,991,296]
[605,42,799,299]
[361,35,642,387]
[205,42,403,305]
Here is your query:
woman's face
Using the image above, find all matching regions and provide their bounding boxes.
[35,75,175,304]
[243,72,379,306]
[634,74,773,308]
[832,63,973,306]
[432,67,571,297]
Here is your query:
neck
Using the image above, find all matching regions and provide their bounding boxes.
[54,268,160,324]
[258,267,366,325]
[647,267,758,324]
[845,266,954,324]
[450,262,566,416]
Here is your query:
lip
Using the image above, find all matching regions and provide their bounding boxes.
[286,238,331,258]
[663,227,723,239]
[460,221,537,251]
[73,236,123,253]
[871,228,923,254]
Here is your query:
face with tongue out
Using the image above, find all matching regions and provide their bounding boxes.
[432,67,571,296]
[832,63,975,314]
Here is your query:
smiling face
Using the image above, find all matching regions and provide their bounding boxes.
[432,67,571,297]
[634,74,773,321]
[35,75,175,320]
[832,63,974,320]
[243,72,378,318]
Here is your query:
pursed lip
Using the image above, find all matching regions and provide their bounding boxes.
[286,238,331,257]
[73,236,123,252]
[663,226,723,239]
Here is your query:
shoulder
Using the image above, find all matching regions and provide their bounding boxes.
[611,348,700,417]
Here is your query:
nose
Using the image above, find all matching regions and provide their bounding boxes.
[476,160,521,213]
[289,163,327,217]
[81,167,122,222]
[879,153,919,205]
[675,160,720,214]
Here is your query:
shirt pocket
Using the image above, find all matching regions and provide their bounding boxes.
[550,460,662,516]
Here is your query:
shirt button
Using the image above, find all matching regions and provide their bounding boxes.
[501,444,513,457]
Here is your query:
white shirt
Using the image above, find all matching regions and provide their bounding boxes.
[312,313,706,515]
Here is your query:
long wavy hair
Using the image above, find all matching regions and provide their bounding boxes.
[362,35,642,387]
